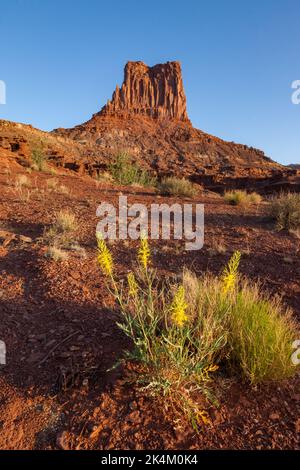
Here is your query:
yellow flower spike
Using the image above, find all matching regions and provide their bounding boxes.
[127,272,138,297]
[221,250,241,294]
[138,235,150,270]
[170,285,188,327]
[97,236,114,277]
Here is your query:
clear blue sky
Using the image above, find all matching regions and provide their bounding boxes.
[0,0,299,164]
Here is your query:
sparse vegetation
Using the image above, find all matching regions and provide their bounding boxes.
[31,147,47,171]
[224,190,262,206]
[46,178,59,191]
[45,245,69,262]
[44,209,78,247]
[13,175,31,202]
[269,192,300,231]
[15,174,31,189]
[109,151,156,187]
[158,176,197,198]
[208,237,227,256]
[46,178,70,195]
[97,239,299,428]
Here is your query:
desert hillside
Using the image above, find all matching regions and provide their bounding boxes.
[0,162,299,449]
[1,62,299,193]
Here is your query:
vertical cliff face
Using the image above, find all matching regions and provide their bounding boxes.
[100,61,189,121]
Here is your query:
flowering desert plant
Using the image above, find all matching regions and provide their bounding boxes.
[96,236,299,429]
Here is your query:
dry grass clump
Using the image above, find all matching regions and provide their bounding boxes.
[45,246,68,262]
[44,210,78,249]
[15,174,31,188]
[31,147,48,171]
[269,192,300,231]
[96,238,299,429]
[46,178,70,195]
[158,176,197,198]
[13,175,31,202]
[224,190,262,206]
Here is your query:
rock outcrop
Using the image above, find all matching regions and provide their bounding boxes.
[3,61,298,193]
[100,61,189,121]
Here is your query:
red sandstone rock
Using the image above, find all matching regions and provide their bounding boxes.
[100,61,189,122]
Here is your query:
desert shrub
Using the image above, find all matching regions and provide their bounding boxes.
[44,210,77,247]
[269,192,300,230]
[31,147,47,171]
[158,176,197,198]
[224,190,261,206]
[97,239,299,428]
[109,152,156,187]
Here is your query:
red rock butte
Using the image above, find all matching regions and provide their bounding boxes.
[100,61,190,122]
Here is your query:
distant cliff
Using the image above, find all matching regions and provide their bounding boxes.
[49,61,300,192]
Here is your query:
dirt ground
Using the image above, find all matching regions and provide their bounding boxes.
[0,164,299,450]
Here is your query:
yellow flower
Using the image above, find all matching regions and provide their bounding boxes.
[138,236,150,270]
[127,272,138,297]
[97,236,113,277]
[221,250,241,294]
[170,285,188,327]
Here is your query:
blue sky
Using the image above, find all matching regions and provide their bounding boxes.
[0,0,299,164]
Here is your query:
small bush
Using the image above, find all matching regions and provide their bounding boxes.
[96,240,299,428]
[109,152,156,187]
[158,177,197,198]
[269,192,300,230]
[224,190,261,206]
[31,147,47,171]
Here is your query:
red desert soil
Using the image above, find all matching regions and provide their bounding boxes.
[0,164,299,450]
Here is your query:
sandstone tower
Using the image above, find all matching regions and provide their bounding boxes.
[100,61,189,121]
